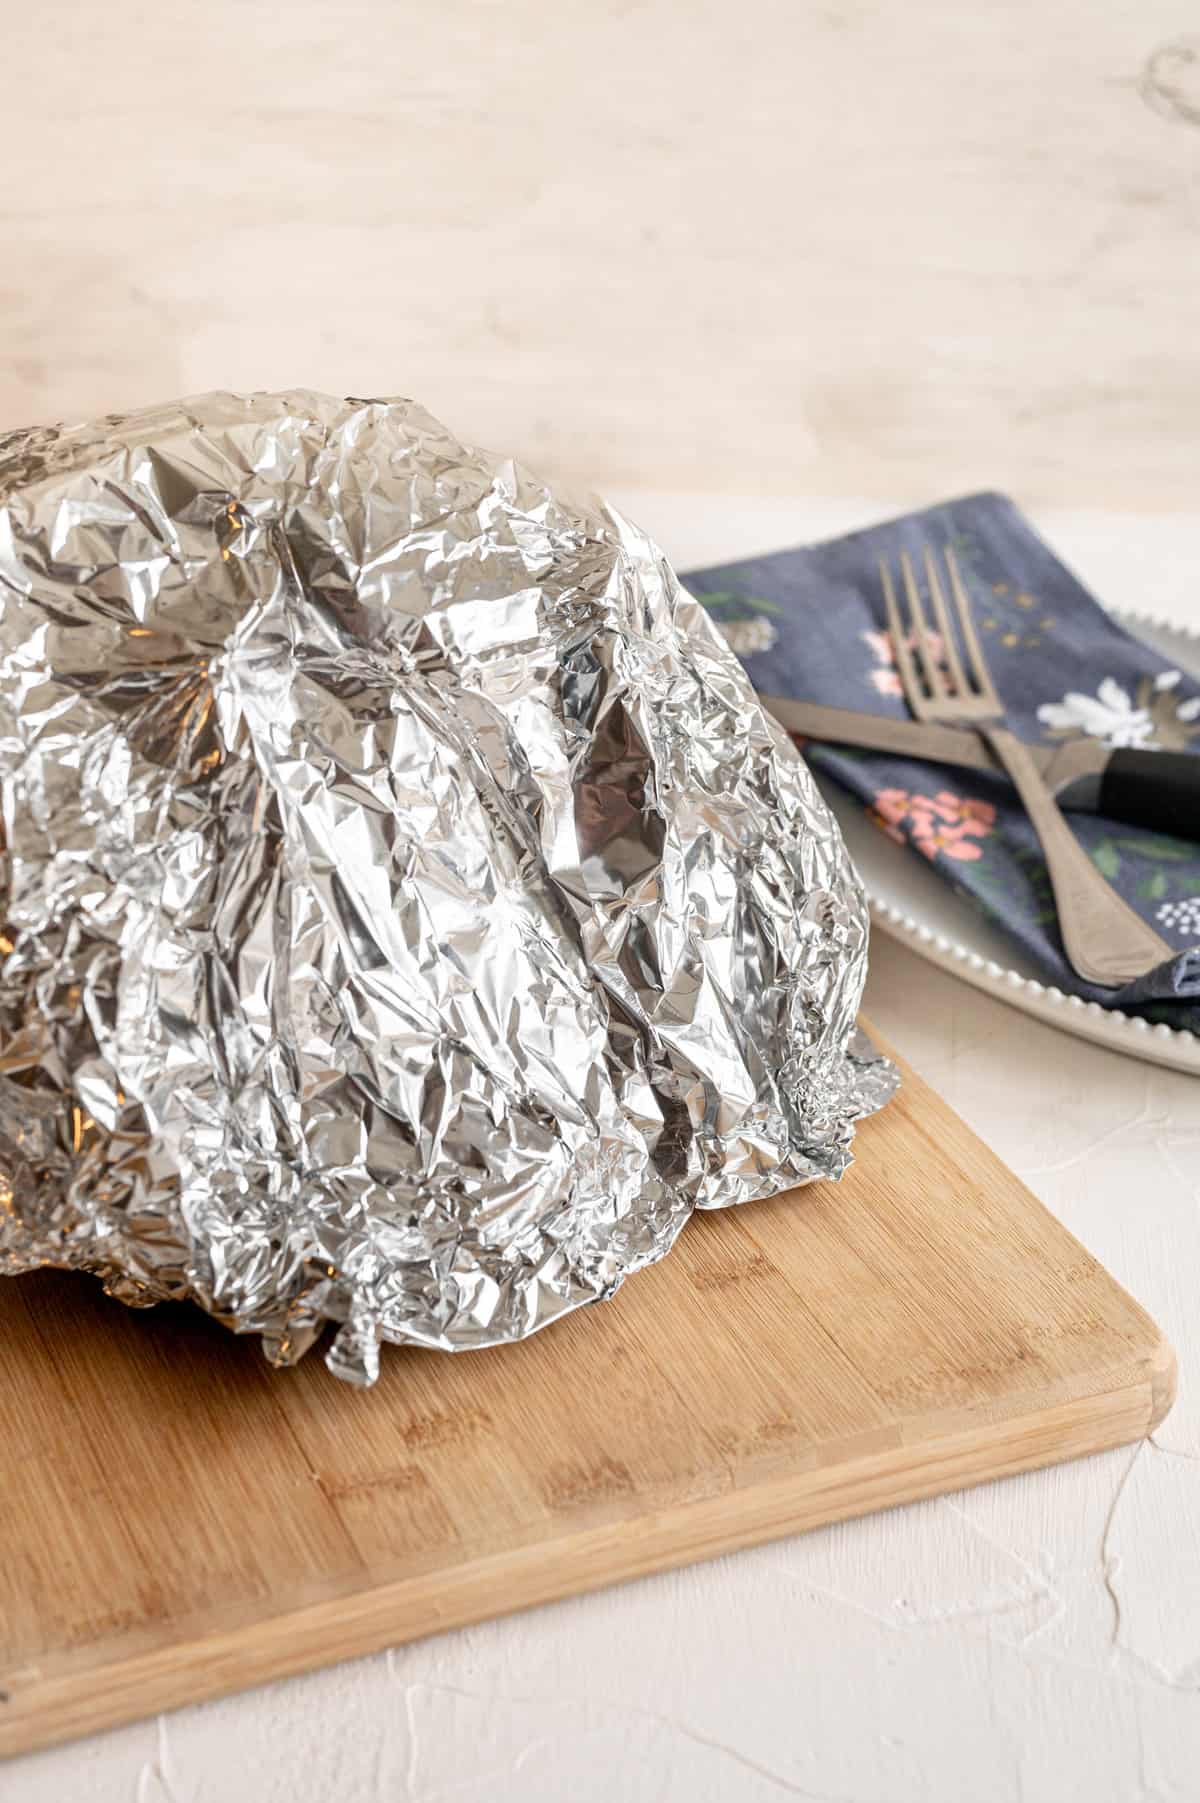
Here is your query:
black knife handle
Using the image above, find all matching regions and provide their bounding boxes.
[1098,748,1200,841]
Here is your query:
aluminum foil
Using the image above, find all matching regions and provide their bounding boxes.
[0,391,895,1384]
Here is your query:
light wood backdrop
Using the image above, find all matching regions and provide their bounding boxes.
[4,2,1199,509]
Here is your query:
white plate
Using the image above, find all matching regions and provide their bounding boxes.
[814,609,1200,1076]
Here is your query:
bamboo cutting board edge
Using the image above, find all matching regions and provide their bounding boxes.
[1,1370,1170,1760]
[0,1031,1175,1759]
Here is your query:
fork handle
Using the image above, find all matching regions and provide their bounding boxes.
[981,726,1175,989]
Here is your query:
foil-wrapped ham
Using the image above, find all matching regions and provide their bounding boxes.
[0,391,893,1383]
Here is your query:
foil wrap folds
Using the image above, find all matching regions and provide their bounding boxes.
[0,392,894,1384]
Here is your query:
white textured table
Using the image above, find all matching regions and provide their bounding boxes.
[11,501,1200,1803]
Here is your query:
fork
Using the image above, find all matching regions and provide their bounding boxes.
[881,545,1174,988]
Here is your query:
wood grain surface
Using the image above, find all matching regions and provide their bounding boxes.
[4,3,1199,511]
[0,1033,1174,1759]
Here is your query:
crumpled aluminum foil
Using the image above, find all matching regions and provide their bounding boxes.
[0,391,895,1384]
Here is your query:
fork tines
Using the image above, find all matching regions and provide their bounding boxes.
[879,545,1001,723]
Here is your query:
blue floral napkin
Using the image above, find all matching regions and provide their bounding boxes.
[682,492,1200,1033]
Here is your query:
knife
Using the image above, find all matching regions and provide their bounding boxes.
[759,696,1200,839]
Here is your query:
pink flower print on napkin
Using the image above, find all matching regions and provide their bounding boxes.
[868,787,997,862]
[861,627,948,699]
[866,786,909,843]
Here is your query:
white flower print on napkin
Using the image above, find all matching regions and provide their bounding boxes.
[1157,898,1200,939]
[1038,671,1200,749]
[718,615,778,656]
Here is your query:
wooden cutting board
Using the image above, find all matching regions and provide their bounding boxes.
[0,1032,1174,1758]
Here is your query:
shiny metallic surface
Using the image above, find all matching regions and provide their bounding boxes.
[0,391,892,1384]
